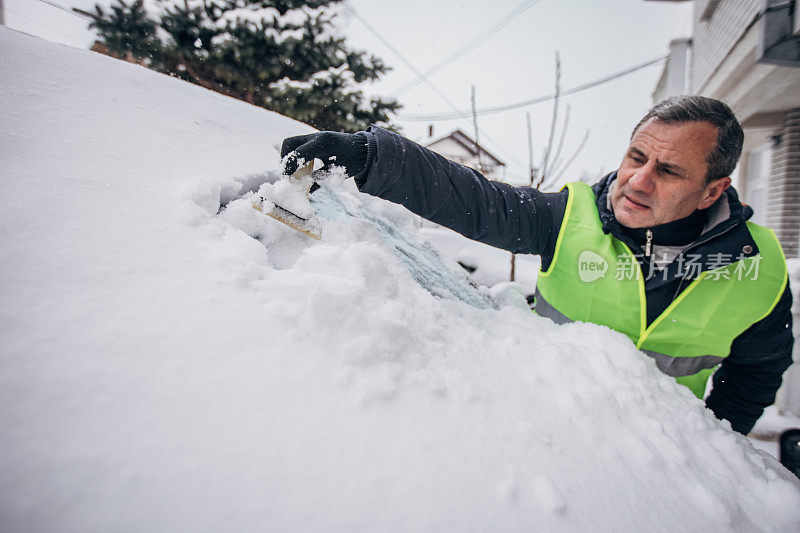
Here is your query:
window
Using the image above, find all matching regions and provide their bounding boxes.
[744,144,772,226]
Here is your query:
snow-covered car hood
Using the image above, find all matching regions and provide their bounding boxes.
[1,27,798,532]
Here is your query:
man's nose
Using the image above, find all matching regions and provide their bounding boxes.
[628,166,656,193]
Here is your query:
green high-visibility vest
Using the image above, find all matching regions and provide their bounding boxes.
[535,182,788,398]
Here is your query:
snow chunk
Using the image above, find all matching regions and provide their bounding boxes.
[258,178,315,219]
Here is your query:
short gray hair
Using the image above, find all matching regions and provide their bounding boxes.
[633,96,744,183]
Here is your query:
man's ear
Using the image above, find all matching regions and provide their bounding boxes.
[698,176,731,209]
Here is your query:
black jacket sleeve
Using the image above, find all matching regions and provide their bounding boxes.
[705,280,795,434]
[356,127,567,266]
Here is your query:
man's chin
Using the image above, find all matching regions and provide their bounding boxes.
[615,210,651,229]
[611,195,654,228]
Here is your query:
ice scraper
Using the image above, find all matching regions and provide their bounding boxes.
[252,159,323,240]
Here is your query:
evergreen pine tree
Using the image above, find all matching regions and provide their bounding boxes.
[87,0,159,62]
[86,0,400,132]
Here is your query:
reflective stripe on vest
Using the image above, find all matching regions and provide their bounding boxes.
[535,182,788,398]
[534,288,725,375]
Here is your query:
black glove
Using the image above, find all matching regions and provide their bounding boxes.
[280,131,370,179]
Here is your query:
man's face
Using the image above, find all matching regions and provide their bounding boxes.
[611,118,731,228]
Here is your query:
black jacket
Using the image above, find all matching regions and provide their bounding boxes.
[356,126,794,435]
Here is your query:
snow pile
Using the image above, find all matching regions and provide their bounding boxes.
[257,171,316,219]
[1,27,799,532]
[421,226,541,293]
[256,160,348,223]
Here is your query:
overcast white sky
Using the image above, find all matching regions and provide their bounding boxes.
[5,0,694,186]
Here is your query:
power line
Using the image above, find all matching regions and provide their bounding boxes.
[391,0,542,97]
[344,5,527,172]
[344,4,470,123]
[400,55,667,121]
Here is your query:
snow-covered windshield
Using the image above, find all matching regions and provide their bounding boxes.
[311,186,494,309]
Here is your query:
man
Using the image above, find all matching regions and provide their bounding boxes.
[281,96,794,435]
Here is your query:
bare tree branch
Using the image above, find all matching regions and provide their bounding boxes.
[545,103,570,179]
[538,51,561,184]
[471,85,484,174]
[526,111,535,186]
[551,128,591,186]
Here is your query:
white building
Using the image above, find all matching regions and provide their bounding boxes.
[424,129,506,182]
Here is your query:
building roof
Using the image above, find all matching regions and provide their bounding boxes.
[425,129,505,167]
